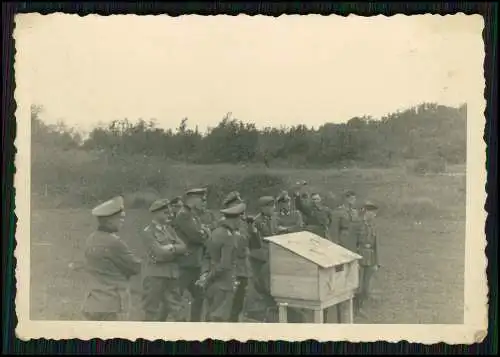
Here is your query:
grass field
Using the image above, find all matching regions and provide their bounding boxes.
[29,164,466,324]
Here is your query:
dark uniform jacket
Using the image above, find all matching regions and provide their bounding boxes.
[204,220,239,291]
[142,221,187,279]
[277,209,304,233]
[331,204,359,251]
[234,220,261,278]
[83,230,141,313]
[203,217,261,279]
[302,204,333,239]
[354,220,379,267]
[248,213,279,262]
[172,206,209,268]
[199,209,220,231]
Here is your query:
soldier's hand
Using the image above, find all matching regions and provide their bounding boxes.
[249,222,258,233]
[195,273,209,288]
[278,226,288,233]
[149,254,158,264]
[163,244,175,253]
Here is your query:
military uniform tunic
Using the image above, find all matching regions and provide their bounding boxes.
[203,220,239,322]
[331,204,359,250]
[172,205,209,321]
[249,213,279,293]
[82,229,141,321]
[141,221,187,321]
[277,209,304,233]
[304,204,333,240]
[354,220,379,308]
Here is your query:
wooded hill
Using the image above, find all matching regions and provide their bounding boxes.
[31,102,466,168]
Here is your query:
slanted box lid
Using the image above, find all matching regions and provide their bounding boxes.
[264,231,362,268]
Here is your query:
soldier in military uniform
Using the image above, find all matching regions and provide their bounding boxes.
[276,190,304,233]
[353,201,380,317]
[141,199,188,321]
[331,190,359,251]
[81,196,142,321]
[172,188,211,322]
[195,202,246,322]
[246,196,308,323]
[301,192,333,240]
[216,191,262,322]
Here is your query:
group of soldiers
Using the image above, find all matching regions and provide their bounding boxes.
[81,183,380,323]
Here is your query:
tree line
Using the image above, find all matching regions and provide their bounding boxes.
[31,102,467,168]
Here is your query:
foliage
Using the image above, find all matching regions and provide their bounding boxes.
[30,102,467,207]
[32,102,466,168]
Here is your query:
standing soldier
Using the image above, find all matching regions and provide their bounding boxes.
[141,199,188,322]
[331,190,359,251]
[245,196,278,321]
[172,188,210,322]
[354,201,380,318]
[81,196,141,321]
[276,190,304,233]
[195,202,246,322]
[218,191,262,322]
[247,196,307,323]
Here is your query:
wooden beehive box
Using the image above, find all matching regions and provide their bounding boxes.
[264,231,362,305]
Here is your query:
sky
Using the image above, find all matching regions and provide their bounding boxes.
[15,14,483,134]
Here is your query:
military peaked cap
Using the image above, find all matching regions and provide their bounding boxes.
[92,196,124,217]
[223,191,243,208]
[363,200,378,210]
[149,198,170,212]
[220,202,246,216]
[258,196,275,207]
[185,188,207,197]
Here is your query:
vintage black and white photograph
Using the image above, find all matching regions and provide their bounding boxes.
[14,13,486,342]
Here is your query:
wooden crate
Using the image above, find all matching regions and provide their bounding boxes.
[264,231,362,323]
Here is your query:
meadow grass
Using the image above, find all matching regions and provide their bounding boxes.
[30,162,465,323]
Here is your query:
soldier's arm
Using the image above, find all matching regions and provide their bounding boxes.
[354,223,363,249]
[166,227,188,255]
[215,237,234,274]
[142,228,173,261]
[326,208,334,226]
[329,210,342,239]
[173,212,206,245]
[200,241,211,275]
[373,234,380,266]
[110,239,142,278]
[295,210,304,228]
[248,226,262,250]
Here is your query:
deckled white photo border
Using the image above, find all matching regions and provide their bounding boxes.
[13,13,488,343]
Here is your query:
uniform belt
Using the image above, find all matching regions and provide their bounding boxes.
[361,244,373,249]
